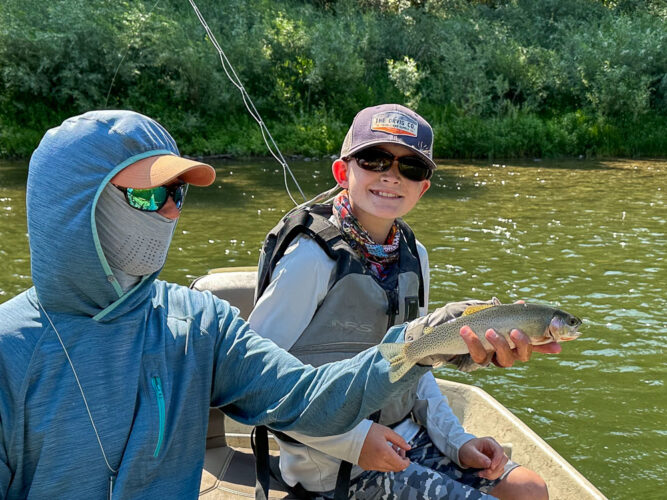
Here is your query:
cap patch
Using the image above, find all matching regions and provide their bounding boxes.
[371,111,418,137]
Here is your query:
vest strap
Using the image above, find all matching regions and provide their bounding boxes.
[333,460,352,500]
[396,218,424,307]
[252,426,271,500]
[271,429,300,444]
[253,426,318,499]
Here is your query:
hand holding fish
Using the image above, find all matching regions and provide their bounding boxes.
[408,298,561,368]
[379,301,582,382]
[460,322,562,368]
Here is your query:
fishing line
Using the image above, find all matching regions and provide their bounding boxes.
[38,300,119,497]
[285,183,342,219]
[187,0,307,205]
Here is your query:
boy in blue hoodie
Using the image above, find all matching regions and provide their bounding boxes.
[0,110,437,499]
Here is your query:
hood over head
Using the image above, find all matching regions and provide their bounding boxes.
[27,110,197,320]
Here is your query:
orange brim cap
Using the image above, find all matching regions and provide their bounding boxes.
[111,154,216,188]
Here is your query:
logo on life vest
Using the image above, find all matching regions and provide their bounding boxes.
[371,112,418,137]
[332,320,375,333]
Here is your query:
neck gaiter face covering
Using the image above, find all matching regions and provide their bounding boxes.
[95,183,177,284]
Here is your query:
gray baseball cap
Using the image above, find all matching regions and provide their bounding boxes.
[340,104,436,170]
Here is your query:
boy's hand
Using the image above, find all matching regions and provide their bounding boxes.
[458,437,508,480]
[459,298,563,367]
[358,423,411,472]
[460,326,562,368]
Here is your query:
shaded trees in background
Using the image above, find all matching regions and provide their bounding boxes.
[0,0,665,158]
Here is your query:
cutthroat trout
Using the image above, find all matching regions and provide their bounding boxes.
[378,303,582,383]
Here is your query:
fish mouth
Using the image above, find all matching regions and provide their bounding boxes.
[558,334,580,341]
[549,315,582,342]
[551,327,582,341]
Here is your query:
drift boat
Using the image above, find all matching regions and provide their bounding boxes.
[193,268,606,500]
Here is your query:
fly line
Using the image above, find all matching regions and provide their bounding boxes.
[187,0,307,205]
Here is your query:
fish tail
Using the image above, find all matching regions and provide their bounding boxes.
[377,342,416,383]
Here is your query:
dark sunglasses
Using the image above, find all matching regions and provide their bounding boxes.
[350,147,433,181]
[117,182,188,212]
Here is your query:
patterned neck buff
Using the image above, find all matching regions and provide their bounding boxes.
[333,190,401,280]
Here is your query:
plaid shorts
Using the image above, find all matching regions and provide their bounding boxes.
[319,428,518,500]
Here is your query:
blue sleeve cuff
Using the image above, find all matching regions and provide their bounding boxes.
[381,324,407,344]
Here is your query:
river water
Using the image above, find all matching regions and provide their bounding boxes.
[1,157,665,499]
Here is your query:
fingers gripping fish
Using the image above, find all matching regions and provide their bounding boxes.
[378,303,582,383]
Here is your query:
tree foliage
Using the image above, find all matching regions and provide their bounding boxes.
[0,0,665,158]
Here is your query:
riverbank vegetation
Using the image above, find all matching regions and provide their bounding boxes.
[1,0,665,159]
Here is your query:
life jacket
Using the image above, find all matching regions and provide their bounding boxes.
[254,204,426,500]
[256,203,424,372]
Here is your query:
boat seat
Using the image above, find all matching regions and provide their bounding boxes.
[191,268,257,319]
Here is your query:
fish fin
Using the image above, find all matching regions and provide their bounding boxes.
[377,343,415,383]
[377,342,405,364]
[452,354,488,372]
[461,304,495,316]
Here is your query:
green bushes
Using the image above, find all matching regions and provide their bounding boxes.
[0,0,665,159]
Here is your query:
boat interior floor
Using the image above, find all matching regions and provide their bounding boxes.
[200,445,294,499]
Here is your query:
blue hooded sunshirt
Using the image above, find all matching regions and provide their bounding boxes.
[0,111,426,499]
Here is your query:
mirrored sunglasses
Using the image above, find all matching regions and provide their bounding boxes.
[117,182,188,212]
[350,147,433,181]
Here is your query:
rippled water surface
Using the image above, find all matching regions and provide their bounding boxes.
[1,158,665,499]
